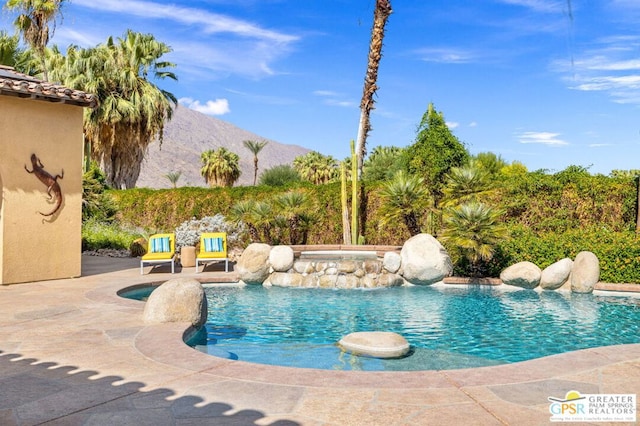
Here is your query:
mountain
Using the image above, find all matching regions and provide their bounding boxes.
[136,107,310,188]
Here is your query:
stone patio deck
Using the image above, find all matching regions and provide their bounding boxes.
[0,256,638,425]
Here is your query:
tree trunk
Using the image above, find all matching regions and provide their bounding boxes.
[355,0,392,177]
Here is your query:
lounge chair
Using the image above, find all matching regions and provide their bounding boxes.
[140,233,176,274]
[196,232,229,272]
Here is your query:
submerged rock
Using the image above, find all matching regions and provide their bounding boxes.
[338,331,410,359]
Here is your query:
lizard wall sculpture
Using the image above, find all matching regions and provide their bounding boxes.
[24,154,64,217]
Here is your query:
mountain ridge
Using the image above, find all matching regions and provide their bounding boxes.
[136,107,310,188]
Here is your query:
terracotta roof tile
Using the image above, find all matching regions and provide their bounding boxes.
[0,65,96,108]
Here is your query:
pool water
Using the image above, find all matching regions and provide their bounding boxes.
[184,285,640,371]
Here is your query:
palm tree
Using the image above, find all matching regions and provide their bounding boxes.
[275,191,312,244]
[229,200,260,242]
[164,171,181,188]
[442,161,494,207]
[293,151,339,185]
[440,202,508,276]
[48,30,177,189]
[355,0,392,176]
[243,140,268,185]
[363,145,404,181]
[200,147,241,187]
[0,30,20,67]
[5,0,65,81]
[229,199,260,242]
[378,171,429,236]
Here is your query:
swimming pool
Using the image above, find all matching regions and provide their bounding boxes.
[183,284,640,371]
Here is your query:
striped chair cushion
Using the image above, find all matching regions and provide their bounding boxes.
[203,237,224,252]
[150,237,171,253]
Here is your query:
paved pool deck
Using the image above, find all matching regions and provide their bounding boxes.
[0,255,638,425]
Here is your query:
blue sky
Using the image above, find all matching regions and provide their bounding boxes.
[3,0,640,174]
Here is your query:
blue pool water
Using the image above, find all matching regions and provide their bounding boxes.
[177,285,640,371]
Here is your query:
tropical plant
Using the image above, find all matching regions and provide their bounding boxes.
[355,0,393,176]
[472,152,508,177]
[164,171,182,188]
[81,162,116,222]
[259,164,301,187]
[440,202,508,276]
[292,151,339,185]
[0,30,21,67]
[47,30,177,189]
[442,161,494,207]
[200,147,241,187]
[362,145,404,181]
[4,0,66,80]
[243,139,268,186]
[378,171,429,236]
[274,191,314,245]
[229,200,260,242]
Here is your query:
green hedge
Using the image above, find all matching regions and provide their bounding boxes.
[487,225,640,284]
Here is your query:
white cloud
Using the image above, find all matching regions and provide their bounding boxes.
[73,0,298,44]
[517,131,569,146]
[469,121,478,127]
[446,121,460,129]
[415,47,477,64]
[313,90,355,108]
[179,97,230,115]
[555,36,640,105]
[497,0,565,14]
[589,143,614,147]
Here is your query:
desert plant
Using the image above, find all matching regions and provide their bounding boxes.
[378,171,429,236]
[174,214,244,249]
[440,202,508,276]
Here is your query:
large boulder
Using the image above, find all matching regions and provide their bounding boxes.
[269,245,294,272]
[540,258,573,290]
[571,251,600,294]
[500,261,541,289]
[236,243,271,284]
[143,278,207,327]
[338,331,410,359]
[399,234,453,285]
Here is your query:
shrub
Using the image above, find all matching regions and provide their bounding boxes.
[82,219,140,251]
[259,164,301,187]
[174,214,245,249]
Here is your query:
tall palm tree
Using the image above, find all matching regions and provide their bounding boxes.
[200,147,241,187]
[48,30,177,189]
[5,0,65,80]
[355,0,392,177]
[243,139,268,185]
[378,171,429,236]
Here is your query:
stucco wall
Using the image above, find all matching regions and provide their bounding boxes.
[0,96,84,284]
